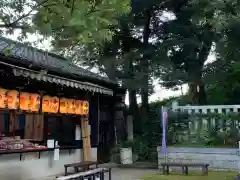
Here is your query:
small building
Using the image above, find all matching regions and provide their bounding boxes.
[0,37,126,180]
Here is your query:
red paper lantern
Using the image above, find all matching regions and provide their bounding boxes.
[67,99,76,114]
[20,92,30,111]
[0,88,7,109]
[42,96,51,113]
[7,90,19,110]
[60,98,68,114]
[50,96,59,113]
[75,100,82,115]
[29,93,40,112]
[82,101,89,115]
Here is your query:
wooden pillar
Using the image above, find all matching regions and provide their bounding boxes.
[81,115,91,161]
[9,110,15,136]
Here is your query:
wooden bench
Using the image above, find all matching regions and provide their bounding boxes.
[64,161,98,176]
[161,163,209,175]
[56,168,112,180]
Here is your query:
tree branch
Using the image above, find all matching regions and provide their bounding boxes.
[0,24,29,29]
[0,0,51,29]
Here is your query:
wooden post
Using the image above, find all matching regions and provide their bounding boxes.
[81,115,92,161]
[9,110,15,136]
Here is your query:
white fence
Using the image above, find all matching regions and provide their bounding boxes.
[171,101,240,135]
[171,101,240,114]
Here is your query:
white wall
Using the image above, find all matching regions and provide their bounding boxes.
[0,148,97,180]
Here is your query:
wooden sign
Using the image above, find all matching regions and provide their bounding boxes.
[0,88,7,109]
[20,92,30,111]
[7,90,19,110]
[82,101,89,115]
[29,93,40,112]
[60,98,68,114]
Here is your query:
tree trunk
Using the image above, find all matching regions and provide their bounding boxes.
[121,26,140,135]
[188,83,207,105]
[187,25,212,105]
[198,84,207,105]
[188,73,207,105]
[127,58,140,135]
[128,89,140,134]
[140,9,151,121]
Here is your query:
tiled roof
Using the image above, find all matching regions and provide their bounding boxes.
[0,36,115,85]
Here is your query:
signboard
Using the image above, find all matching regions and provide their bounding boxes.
[20,92,30,111]
[7,90,19,110]
[0,88,7,108]
[29,93,40,112]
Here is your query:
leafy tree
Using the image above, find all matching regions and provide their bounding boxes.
[153,0,216,105]
[0,0,130,43]
[204,60,240,105]
[47,1,163,119]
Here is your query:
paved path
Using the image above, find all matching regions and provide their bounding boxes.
[106,168,156,180]
[37,167,157,180]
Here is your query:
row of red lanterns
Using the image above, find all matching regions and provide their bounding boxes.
[0,88,89,115]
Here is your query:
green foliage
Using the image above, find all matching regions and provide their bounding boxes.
[174,112,240,147]
[203,61,240,105]
[166,111,190,144]
[133,97,240,151]
[192,0,240,32]
[119,140,135,148]
[33,0,130,44]
[144,171,237,180]
[0,0,130,44]
[131,136,157,162]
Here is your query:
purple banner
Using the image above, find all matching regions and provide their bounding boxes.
[161,107,168,155]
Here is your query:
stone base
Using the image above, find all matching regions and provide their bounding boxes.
[0,148,97,180]
[157,147,239,170]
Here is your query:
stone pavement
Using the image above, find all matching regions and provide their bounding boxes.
[36,168,157,180]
